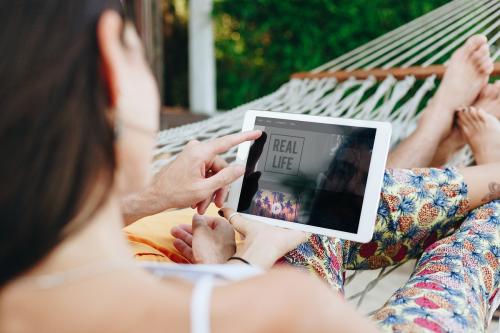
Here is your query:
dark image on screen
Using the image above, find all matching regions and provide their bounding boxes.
[237,116,375,234]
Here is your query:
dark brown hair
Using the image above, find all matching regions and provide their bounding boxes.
[0,1,123,287]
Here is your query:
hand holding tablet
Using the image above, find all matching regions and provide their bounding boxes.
[227,110,391,243]
[219,207,309,269]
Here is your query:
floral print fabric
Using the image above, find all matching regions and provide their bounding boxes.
[344,167,469,270]
[284,168,500,332]
[374,200,500,332]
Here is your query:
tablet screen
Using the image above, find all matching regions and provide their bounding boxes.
[237,116,376,234]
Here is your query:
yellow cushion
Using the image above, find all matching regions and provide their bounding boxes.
[124,205,220,263]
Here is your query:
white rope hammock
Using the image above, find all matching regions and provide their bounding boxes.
[154,0,500,320]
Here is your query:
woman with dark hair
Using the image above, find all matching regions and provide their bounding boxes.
[0,2,375,332]
[1,1,500,333]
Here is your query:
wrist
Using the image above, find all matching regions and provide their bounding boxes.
[121,185,170,225]
[230,244,279,270]
[227,256,251,265]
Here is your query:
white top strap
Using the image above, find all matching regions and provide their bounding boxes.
[190,275,215,333]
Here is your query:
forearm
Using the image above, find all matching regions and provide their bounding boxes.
[121,186,171,225]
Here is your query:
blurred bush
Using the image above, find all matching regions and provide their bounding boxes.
[163,0,189,109]
[164,0,448,110]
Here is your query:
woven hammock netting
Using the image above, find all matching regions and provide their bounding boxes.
[153,0,500,318]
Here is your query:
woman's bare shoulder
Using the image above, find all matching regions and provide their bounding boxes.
[211,267,339,333]
[212,267,380,333]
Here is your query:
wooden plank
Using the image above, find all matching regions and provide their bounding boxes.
[291,62,500,81]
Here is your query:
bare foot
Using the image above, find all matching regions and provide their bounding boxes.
[419,35,493,141]
[474,81,500,118]
[457,107,500,164]
[431,82,500,166]
[387,35,493,169]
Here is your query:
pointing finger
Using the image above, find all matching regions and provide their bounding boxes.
[205,130,262,155]
[203,164,245,192]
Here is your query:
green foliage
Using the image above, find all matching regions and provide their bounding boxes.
[212,0,449,110]
[163,0,189,107]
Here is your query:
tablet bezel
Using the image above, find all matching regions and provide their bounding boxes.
[227,110,392,243]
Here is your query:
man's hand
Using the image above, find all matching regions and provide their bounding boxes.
[121,130,261,224]
[171,215,236,264]
[153,130,261,213]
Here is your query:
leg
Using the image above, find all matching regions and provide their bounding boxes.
[373,200,500,332]
[344,167,469,270]
[344,162,500,270]
[387,35,493,168]
[283,234,345,293]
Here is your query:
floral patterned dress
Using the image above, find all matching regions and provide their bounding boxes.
[283,167,500,333]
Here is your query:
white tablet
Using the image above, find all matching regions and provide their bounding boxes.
[227,110,392,243]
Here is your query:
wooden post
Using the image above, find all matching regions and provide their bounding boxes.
[189,0,216,115]
[128,0,165,101]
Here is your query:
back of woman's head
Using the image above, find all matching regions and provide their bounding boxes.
[0,0,123,287]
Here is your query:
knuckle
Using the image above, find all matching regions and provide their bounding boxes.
[186,146,204,159]
[187,139,200,146]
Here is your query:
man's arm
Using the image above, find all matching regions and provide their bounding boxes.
[120,130,262,225]
[121,186,168,225]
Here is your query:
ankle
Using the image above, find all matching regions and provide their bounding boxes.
[427,97,457,117]
[414,119,448,143]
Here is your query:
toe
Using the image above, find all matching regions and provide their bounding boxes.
[471,45,490,64]
[457,116,471,138]
[477,107,497,123]
[469,107,482,123]
[476,108,487,121]
[464,35,488,53]
[479,58,494,75]
[493,81,500,98]
[457,109,469,123]
[451,35,486,61]
[462,108,476,126]
[480,83,495,98]
[466,111,478,130]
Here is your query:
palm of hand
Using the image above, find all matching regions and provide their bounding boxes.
[171,215,237,264]
[192,216,236,264]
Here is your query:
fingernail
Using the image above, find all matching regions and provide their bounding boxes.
[218,209,224,217]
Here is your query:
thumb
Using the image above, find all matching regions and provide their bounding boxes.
[203,164,245,191]
[219,208,250,235]
[192,214,209,231]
